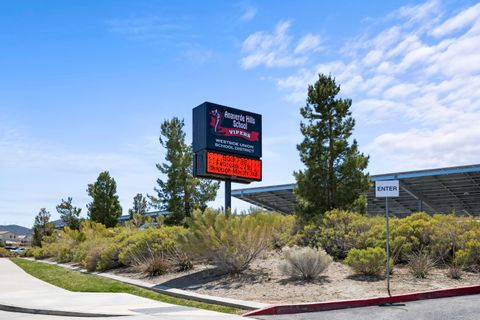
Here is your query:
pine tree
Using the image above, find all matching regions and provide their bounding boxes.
[86,171,122,227]
[294,74,370,222]
[56,197,81,230]
[32,208,55,247]
[149,117,219,225]
[128,193,149,218]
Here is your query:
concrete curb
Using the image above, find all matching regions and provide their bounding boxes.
[23,258,268,311]
[243,285,480,316]
[0,303,126,318]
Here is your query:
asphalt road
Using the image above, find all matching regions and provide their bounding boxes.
[253,294,480,320]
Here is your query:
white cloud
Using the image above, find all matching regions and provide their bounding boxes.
[241,21,322,69]
[262,1,480,171]
[240,7,257,22]
[383,83,418,99]
[294,34,322,54]
[363,49,383,66]
[390,0,443,28]
[431,3,480,37]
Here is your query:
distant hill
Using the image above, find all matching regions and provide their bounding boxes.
[0,225,32,235]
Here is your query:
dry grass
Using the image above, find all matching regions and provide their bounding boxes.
[279,246,332,280]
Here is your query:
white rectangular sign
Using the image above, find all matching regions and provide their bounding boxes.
[375,180,399,197]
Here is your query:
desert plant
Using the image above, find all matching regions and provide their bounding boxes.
[0,247,12,257]
[407,252,435,278]
[279,246,332,280]
[183,209,280,274]
[85,246,103,272]
[96,242,122,271]
[166,247,193,272]
[457,239,480,272]
[344,247,386,276]
[130,244,170,276]
[118,226,186,266]
[447,265,462,279]
[31,247,49,260]
[270,214,297,249]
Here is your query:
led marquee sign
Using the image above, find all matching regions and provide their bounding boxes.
[207,151,261,181]
[193,102,262,184]
[193,102,262,158]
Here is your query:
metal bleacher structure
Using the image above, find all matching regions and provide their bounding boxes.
[232,164,480,217]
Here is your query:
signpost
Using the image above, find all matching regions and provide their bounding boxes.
[375,180,399,297]
[193,102,262,212]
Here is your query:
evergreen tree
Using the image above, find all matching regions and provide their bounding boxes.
[56,197,81,230]
[32,208,55,247]
[86,171,122,227]
[128,193,149,218]
[149,117,219,225]
[294,74,370,222]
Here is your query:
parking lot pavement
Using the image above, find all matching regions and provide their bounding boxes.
[253,294,480,320]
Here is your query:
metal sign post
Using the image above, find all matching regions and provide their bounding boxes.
[192,102,262,216]
[225,180,231,216]
[375,180,399,297]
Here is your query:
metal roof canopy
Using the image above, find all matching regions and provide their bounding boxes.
[231,164,480,217]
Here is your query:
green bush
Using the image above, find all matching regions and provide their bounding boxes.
[32,247,49,260]
[270,214,297,249]
[344,247,386,276]
[184,209,281,274]
[316,211,480,266]
[96,242,122,271]
[317,210,384,260]
[455,239,480,272]
[118,226,187,266]
[0,247,12,257]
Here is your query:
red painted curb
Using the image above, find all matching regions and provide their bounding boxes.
[243,285,480,316]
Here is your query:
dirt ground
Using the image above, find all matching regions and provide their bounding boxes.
[110,251,480,304]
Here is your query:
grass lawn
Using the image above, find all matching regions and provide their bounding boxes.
[11,258,242,315]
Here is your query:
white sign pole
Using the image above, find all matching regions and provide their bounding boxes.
[375,180,399,298]
[385,196,391,297]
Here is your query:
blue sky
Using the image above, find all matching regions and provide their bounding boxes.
[1,0,479,227]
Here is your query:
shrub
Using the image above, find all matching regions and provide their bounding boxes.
[184,210,280,274]
[279,246,332,280]
[96,242,122,271]
[292,223,322,248]
[0,247,11,257]
[447,265,462,279]
[454,239,480,272]
[85,246,103,272]
[166,247,193,272]
[118,226,187,266]
[407,252,435,278]
[345,247,386,276]
[317,210,384,260]
[130,245,170,277]
[270,214,297,249]
[32,247,49,260]
[392,212,434,263]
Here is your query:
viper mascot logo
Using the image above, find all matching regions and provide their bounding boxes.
[209,108,259,142]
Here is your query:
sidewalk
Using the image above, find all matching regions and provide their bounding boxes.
[0,258,244,319]
[26,258,268,310]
